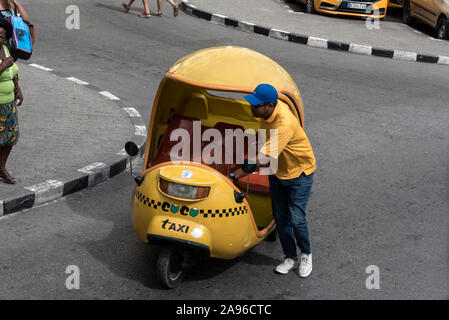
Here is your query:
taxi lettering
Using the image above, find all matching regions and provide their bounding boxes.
[161,219,190,234]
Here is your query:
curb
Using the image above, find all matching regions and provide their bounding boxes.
[180,0,449,66]
[0,64,147,216]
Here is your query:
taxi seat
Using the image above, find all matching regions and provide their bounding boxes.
[150,115,270,195]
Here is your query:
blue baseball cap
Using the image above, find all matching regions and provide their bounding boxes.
[244,84,278,106]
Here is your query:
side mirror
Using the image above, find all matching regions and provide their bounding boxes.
[125,141,139,157]
[124,141,143,186]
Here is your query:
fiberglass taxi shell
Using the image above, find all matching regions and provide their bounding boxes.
[129,46,306,267]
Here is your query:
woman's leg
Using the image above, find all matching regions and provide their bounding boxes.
[142,0,150,13]
[0,145,12,170]
[156,0,163,14]
[0,145,16,183]
[123,0,134,11]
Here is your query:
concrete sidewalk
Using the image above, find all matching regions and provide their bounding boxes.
[0,63,146,215]
[186,0,449,58]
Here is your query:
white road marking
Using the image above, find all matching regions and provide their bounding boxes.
[237,20,255,32]
[437,56,449,64]
[269,28,290,41]
[307,36,328,48]
[29,64,53,72]
[99,91,120,100]
[117,148,127,156]
[78,162,107,174]
[134,125,147,136]
[393,50,417,61]
[24,180,64,206]
[66,77,89,85]
[122,107,141,117]
[211,13,227,24]
[349,43,373,55]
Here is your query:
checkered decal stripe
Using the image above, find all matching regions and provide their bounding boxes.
[135,190,248,218]
[135,190,161,209]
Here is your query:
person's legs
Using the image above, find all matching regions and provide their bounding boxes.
[269,174,297,260]
[122,0,134,11]
[142,0,150,13]
[0,145,15,183]
[155,0,163,14]
[287,172,314,255]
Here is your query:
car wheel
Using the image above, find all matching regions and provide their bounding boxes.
[305,0,315,14]
[436,16,449,40]
[402,0,413,25]
[157,245,186,289]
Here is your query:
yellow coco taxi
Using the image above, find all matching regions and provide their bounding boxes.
[403,0,449,39]
[124,46,306,288]
[298,0,388,18]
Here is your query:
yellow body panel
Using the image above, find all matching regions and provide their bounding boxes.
[132,162,272,259]
[302,0,388,18]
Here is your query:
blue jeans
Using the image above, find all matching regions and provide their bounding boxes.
[269,172,314,259]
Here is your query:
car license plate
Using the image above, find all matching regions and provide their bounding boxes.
[348,2,367,9]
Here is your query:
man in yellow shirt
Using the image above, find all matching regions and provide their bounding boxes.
[233,84,316,277]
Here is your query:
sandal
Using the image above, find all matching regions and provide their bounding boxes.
[122,3,130,12]
[137,12,151,18]
[154,12,163,16]
[173,4,179,17]
[0,170,16,184]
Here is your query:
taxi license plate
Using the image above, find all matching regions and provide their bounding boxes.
[348,2,367,9]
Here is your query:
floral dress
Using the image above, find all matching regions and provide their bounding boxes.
[0,45,19,146]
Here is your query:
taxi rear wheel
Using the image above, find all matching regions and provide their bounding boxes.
[436,17,449,40]
[157,245,186,289]
[305,0,315,14]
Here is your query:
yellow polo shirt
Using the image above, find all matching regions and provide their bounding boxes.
[259,100,316,180]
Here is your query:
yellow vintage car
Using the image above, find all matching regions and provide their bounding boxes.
[124,46,306,288]
[403,0,449,39]
[298,0,388,18]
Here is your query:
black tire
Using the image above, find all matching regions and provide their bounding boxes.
[305,0,315,14]
[436,16,449,40]
[265,228,277,242]
[402,0,413,25]
[157,245,185,289]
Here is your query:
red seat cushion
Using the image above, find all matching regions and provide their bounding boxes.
[236,173,270,195]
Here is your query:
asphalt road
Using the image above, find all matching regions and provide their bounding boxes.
[0,0,448,299]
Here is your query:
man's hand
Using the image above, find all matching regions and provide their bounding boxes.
[229,168,247,182]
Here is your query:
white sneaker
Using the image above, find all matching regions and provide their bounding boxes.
[299,253,312,278]
[275,258,298,274]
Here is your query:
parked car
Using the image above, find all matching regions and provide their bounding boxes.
[403,0,449,39]
[295,0,388,19]
[388,0,404,9]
